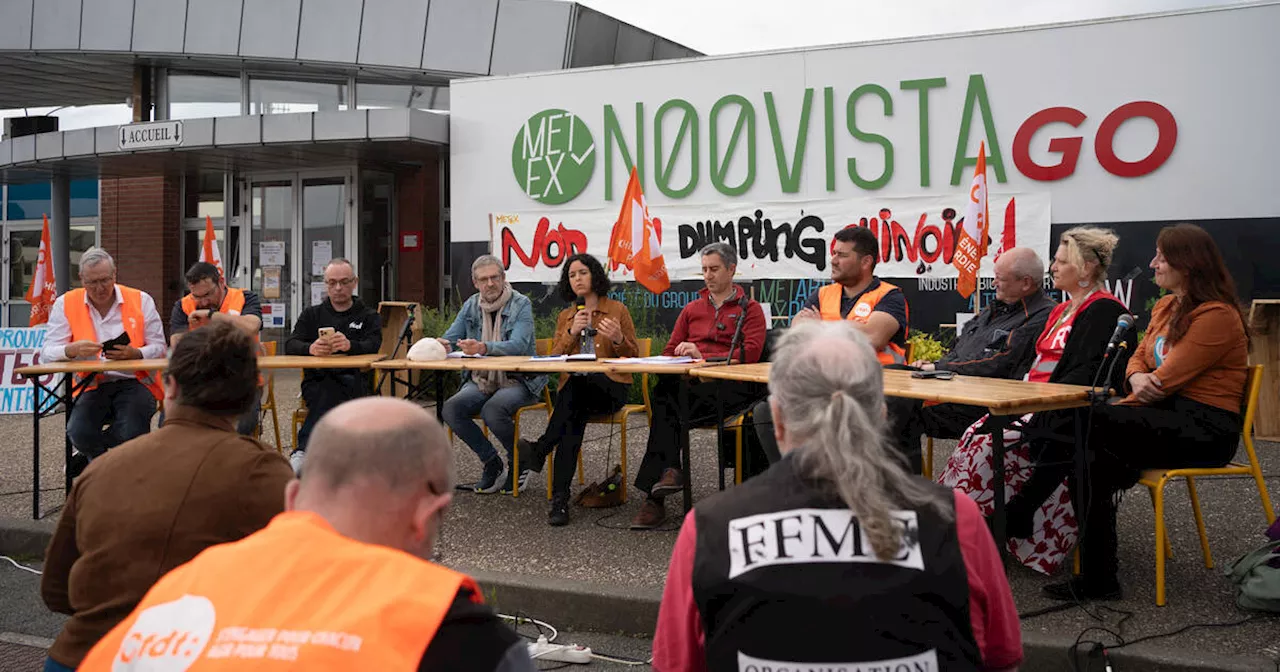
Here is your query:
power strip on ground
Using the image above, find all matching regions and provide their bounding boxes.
[528,635,592,664]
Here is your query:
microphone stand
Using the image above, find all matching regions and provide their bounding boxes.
[724,306,748,366]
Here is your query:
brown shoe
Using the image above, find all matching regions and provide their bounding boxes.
[629,498,667,530]
[648,468,684,499]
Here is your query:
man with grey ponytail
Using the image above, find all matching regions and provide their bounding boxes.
[652,321,1022,672]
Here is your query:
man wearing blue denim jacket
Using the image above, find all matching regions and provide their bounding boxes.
[437,255,547,493]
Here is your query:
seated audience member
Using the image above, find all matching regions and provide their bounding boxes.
[39,247,166,475]
[168,261,265,435]
[940,227,1128,575]
[1034,224,1249,600]
[438,255,546,494]
[519,254,638,525]
[631,242,766,530]
[652,321,1022,672]
[41,322,294,672]
[285,258,382,472]
[752,224,909,465]
[886,247,1054,472]
[79,397,535,672]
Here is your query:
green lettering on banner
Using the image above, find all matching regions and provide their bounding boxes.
[709,95,756,196]
[824,87,836,191]
[846,84,894,190]
[604,103,644,201]
[950,74,1007,185]
[764,89,814,193]
[654,99,699,199]
[900,77,947,187]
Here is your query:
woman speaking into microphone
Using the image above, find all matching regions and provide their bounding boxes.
[519,253,637,526]
[1042,223,1250,600]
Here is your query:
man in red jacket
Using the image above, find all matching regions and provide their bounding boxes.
[631,242,766,530]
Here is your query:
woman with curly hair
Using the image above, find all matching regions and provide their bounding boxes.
[519,253,638,526]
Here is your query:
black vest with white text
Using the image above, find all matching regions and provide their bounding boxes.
[691,455,981,672]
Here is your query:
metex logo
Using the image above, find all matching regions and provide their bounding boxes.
[727,508,923,580]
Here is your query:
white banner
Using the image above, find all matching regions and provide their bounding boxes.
[0,328,63,414]
[493,193,1049,283]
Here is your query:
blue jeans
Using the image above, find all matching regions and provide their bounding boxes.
[43,656,74,672]
[442,381,536,464]
[66,379,157,459]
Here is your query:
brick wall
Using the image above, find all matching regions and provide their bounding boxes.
[99,175,183,333]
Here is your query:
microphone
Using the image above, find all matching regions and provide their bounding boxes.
[1106,314,1135,352]
[724,305,748,365]
[1121,266,1143,282]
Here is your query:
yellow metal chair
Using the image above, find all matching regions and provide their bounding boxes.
[447,338,554,498]
[1140,365,1275,606]
[545,338,654,501]
[254,341,284,453]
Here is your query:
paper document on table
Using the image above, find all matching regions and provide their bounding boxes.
[447,352,483,358]
[566,353,597,361]
[605,356,695,365]
[531,355,568,361]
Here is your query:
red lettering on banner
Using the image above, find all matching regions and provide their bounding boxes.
[500,217,587,270]
[1095,101,1177,178]
[1013,107,1087,182]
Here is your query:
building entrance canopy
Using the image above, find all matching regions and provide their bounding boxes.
[0,109,447,182]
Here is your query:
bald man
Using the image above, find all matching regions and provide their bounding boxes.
[80,398,535,672]
[888,247,1055,472]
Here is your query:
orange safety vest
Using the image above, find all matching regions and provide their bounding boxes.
[79,511,480,672]
[63,286,164,400]
[181,287,265,385]
[817,280,909,365]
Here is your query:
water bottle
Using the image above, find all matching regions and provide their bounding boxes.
[577,304,596,355]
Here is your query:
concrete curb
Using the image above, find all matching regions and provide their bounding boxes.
[0,517,53,558]
[4,520,1274,671]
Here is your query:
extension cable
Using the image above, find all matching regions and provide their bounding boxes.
[528,635,592,664]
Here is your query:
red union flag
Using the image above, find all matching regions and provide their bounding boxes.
[200,215,223,278]
[954,141,990,298]
[24,215,57,326]
[607,167,670,294]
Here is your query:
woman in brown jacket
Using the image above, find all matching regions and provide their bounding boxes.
[520,253,638,525]
[1041,223,1250,600]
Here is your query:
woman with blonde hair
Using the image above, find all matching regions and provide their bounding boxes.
[939,226,1130,575]
[652,321,1021,672]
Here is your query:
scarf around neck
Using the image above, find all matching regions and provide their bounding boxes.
[474,284,514,394]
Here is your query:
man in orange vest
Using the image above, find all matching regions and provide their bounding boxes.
[750,226,910,473]
[39,247,166,473]
[80,397,537,672]
[168,261,264,435]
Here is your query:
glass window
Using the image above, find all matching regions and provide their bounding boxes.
[0,105,133,133]
[184,172,226,219]
[5,181,99,220]
[357,83,449,111]
[249,79,348,115]
[9,225,97,300]
[169,73,244,120]
[70,180,98,218]
[7,183,50,220]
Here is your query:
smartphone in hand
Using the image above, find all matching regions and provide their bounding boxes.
[101,332,131,351]
[317,327,336,339]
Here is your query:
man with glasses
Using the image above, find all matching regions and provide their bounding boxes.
[285,258,382,472]
[437,255,544,494]
[40,247,167,476]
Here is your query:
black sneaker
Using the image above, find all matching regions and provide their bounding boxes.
[67,451,90,480]
[518,438,549,473]
[548,492,570,526]
[498,468,534,495]
[475,458,506,494]
[1042,577,1122,601]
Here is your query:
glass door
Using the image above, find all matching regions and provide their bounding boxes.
[358,171,395,306]
[245,170,353,344]
[250,180,294,345]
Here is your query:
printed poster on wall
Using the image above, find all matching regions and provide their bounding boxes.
[259,241,286,267]
[0,328,63,414]
[310,282,326,307]
[261,303,287,329]
[492,193,1050,284]
[311,240,332,276]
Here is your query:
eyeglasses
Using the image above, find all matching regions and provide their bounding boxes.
[82,277,113,288]
[324,278,356,288]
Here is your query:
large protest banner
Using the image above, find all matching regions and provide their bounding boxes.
[0,328,62,414]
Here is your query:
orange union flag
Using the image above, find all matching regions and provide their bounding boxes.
[953,141,990,299]
[607,167,670,294]
[24,214,57,326]
[199,215,223,278]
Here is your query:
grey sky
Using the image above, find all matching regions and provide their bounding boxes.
[575,0,1253,55]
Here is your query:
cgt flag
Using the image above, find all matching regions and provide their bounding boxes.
[24,214,57,326]
[607,166,670,294]
[200,215,223,278]
[953,141,990,299]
